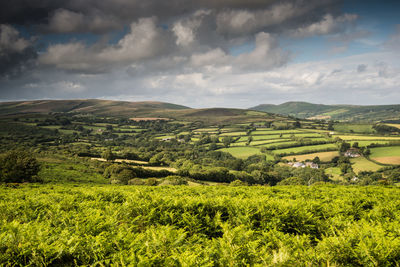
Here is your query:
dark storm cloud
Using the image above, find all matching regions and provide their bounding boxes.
[0,0,342,34]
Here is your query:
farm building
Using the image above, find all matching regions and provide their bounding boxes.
[305,162,319,169]
[345,148,361,158]
[288,162,319,169]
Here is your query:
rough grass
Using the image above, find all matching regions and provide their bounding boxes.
[283,151,340,162]
[350,157,383,174]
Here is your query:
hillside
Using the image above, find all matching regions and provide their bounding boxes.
[0,99,189,117]
[250,101,400,122]
[0,100,285,124]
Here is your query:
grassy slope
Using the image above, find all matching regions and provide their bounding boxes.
[0,99,190,117]
[370,147,400,165]
[350,157,383,174]
[0,100,286,125]
[251,101,400,122]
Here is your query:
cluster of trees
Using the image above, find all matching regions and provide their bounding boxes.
[373,124,399,134]
[0,150,41,183]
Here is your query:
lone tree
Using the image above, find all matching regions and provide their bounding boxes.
[0,150,40,183]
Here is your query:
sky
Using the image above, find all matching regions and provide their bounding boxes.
[0,0,399,108]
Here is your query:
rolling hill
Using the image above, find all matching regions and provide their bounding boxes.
[0,99,284,124]
[250,102,400,122]
[0,99,189,117]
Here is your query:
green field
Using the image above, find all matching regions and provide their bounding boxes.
[258,140,299,148]
[370,146,400,165]
[251,139,292,146]
[2,185,400,266]
[334,124,375,133]
[336,135,400,141]
[283,151,340,162]
[350,157,383,174]
[273,143,337,156]
[349,140,392,147]
[219,146,262,159]
[219,131,247,136]
[251,129,304,135]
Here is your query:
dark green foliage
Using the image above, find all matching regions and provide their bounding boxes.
[0,150,40,183]
[373,124,399,134]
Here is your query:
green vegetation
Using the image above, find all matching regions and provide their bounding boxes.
[2,100,400,266]
[3,185,400,265]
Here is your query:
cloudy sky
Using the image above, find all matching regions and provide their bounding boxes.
[0,0,399,108]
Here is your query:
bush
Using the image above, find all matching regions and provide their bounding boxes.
[145,178,159,186]
[116,169,137,184]
[0,150,41,183]
[230,180,248,186]
[159,176,188,186]
[128,178,145,185]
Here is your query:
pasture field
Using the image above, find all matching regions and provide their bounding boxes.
[251,139,292,146]
[219,146,262,159]
[283,151,340,162]
[2,185,400,266]
[251,129,304,135]
[273,143,337,156]
[349,140,392,147]
[252,134,283,141]
[334,124,375,133]
[350,157,383,174]
[370,146,400,165]
[258,140,299,149]
[229,141,248,147]
[219,131,247,136]
[335,135,400,141]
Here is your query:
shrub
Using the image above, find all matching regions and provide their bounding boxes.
[230,180,248,186]
[128,178,145,185]
[145,178,159,186]
[159,176,188,186]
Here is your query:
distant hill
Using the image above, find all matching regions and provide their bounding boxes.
[0,99,189,117]
[250,101,400,122]
[0,99,285,124]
